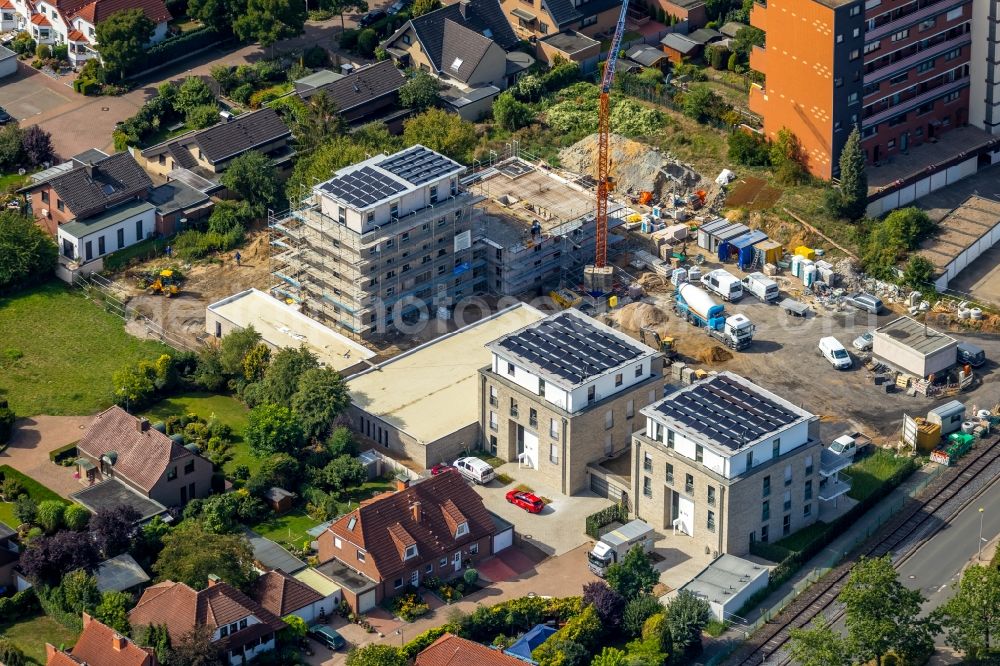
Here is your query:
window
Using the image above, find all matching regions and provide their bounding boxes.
[507,362,515,376]
[762,500,770,521]
[834,121,843,132]
[588,386,596,403]
[184,460,195,474]
[943,90,960,103]
[604,410,613,430]
[335,537,342,549]
[56,199,64,212]
[643,453,653,472]
[85,241,93,261]
[707,486,715,506]
[890,28,909,42]
[849,49,860,60]
[510,398,518,418]
[888,113,907,127]
[425,563,433,573]
[889,71,908,85]
[849,4,860,15]
[489,385,498,407]
[784,464,792,486]
[220,626,229,638]
[643,476,652,497]
[166,466,177,481]
[805,480,813,501]
[836,33,843,43]
[440,557,448,567]
[394,577,404,589]
[550,418,559,439]
[696,445,704,463]
[783,490,792,512]
[239,619,247,630]
[852,27,859,37]
[834,77,843,87]
[685,474,694,495]
[772,439,781,459]
[136,220,143,242]
[429,185,438,203]
[117,228,124,249]
[918,17,935,31]
[917,59,935,73]
[863,40,880,54]
[946,6,961,20]
[665,463,673,485]
[762,476,770,498]
[402,34,410,44]
[848,92,859,105]
[550,443,558,464]
[470,543,479,555]
[761,524,769,543]
[746,450,753,468]
[667,429,675,449]
[40,190,49,203]
[538,378,546,396]
[707,510,715,532]
[626,400,634,419]
[539,21,548,33]
[805,455,813,476]
[337,206,346,224]
[98,236,105,256]
[614,373,623,387]
[455,522,469,538]
[529,408,537,428]
[635,364,642,378]
[783,514,791,536]
[404,544,418,560]
[489,411,498,431]
[357,550,366,563]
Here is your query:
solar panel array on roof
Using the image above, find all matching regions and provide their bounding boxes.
[654,374,799,451]
[496,312,644,385]
[320,165,407,208]
[378,146,462,185]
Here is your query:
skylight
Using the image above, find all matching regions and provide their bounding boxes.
[483,28,493,37]
[451,57,464,71]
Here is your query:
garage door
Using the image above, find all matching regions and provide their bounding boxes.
[590,474,623,502]
[357,589,376,613]
[493,527,513,553]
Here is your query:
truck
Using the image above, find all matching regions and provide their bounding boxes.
[588,520,656,577]
[700,269,743,301]
[827,432,873,461]
[742,272,780,303]
[674,283,755,351]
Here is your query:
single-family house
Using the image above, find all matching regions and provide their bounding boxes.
[316,472,496,611]
[416,633,525,666]
[47,613,157,666]
[73,406,213,509]
[297,60,407,129]
[252,569,339,625]
[536,29,600,71]
[499,0,620,44]
[138,108,293,182]
[21,150,155,265]
[129,576,286,666]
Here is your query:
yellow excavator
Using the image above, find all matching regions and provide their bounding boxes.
[639,326,677,360]
[144,269,181,297]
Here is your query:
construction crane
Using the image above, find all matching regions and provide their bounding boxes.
[594,0,633,269]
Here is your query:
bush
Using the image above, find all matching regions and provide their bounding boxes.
[127,27,220,76]
[728,129,770,166]
[63,504,91,530]
[249,84,290,110]
[585,502,628,538]
[302,45,330,68]
[36,44,51,59]
[186,104,220,129]
[391,591,430,621]
[532,605,602,664]
[356,29,378,57]
[401,625,457,659]
[36,499,65,533]
[52,44,68,61]
[172,228,242,260]
[463,568,478,585]
[623,595,663,637]
[339,28,360,51]
[459,596,583,643]
[0,589,39,622]
[709,45,730,69]
[231,83,255,105]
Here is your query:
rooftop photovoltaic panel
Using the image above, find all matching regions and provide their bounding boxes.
[654,374,800,451]
[378,146,462,185]
[495,311,645,385]
[319,165,407,208]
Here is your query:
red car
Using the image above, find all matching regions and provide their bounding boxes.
[431,463,455,476]
[505,490,544,513]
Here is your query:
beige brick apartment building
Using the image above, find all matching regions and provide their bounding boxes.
[479,309,663,496]
[630,372,852,557]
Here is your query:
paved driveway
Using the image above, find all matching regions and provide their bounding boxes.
[1,416,92,498]
[0,64,72,121]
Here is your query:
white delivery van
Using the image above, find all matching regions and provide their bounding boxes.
[742,272,779,302]
[453,457,496,484]
[819,336,852,370]
[701,269,743,301]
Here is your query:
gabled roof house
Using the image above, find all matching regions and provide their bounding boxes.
[297,60,407,128]
[47,613,157,666]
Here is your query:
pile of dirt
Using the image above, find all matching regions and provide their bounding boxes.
[558,134,701,198]
[612,302,668,332]
[637,272,669,291]
[695,345,734,365]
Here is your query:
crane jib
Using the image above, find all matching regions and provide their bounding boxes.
[600,0,633,94]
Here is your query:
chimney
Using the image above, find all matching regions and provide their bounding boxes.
[112,634,126,651]
[410,501,422,523]
[84,163,95,179]
[207,574,221,587]
[136,417,150,432]
[459,0,470,18]
[395,473,410,492]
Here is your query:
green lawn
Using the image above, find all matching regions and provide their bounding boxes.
[0,283,170,416]
[333,480,394,517]
[250,508,320,551]
[773,520,830,553]
[142,392,253,476]
[0,614,79,665]
[0,465,69,528]
[844,449,914,502]
[0,172,28,193]
[0,502,17,527]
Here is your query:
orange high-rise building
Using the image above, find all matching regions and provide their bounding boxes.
[749,0,973,179]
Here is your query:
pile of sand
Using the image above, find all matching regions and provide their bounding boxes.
[695,345,734,365]
[613,302,667,332]
[558,134,700,198]
[637,273,669,291]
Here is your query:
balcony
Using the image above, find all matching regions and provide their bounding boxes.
[866,0,965,42]
[865,32,970,82]
[748,82,767,116]
[862,76,968,127]
[819,448,853,478]
[818,472,852,501]
[749,45,766,74]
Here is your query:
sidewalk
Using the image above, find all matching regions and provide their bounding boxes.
[699,464,941,664]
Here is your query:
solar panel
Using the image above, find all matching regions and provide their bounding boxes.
[496,312,644,385]
[378,146,462,185]
[319,165,407,208]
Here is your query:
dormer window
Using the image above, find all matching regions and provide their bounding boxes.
[404,544,418,560]
[455,522,468,538]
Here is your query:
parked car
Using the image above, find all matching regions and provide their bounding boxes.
[844,292,883,314]
[852,332,873,351]
[957,341,986,367]
[819,336,852,370]
[453,457,496,485]
[308,626,345,650]
[0,107,12,125]
[358,8,385,26]
[505,489,544,513]
[387,0,406,15]
[430,462,455,475]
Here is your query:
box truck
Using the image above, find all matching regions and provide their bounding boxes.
[588,520,656,577]
[674,283,755,350]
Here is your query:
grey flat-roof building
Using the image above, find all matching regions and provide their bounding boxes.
[676,554,769,621]
[873,316,958,378]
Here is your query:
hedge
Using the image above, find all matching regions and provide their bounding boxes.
[0,466,68,505]
[127,27,220,77]
[458,596,582,644]
[585,501,628,539]
[48,442,78,465]
[0,589,40,621]
[401,624,458,659]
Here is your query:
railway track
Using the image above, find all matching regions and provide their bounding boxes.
[726,436,1000,666]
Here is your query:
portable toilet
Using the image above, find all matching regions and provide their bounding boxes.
[652,206,662,219]
[928,400,966,436]
[688,266,702,283]
[791,254,803,278]
[803,262,817,288]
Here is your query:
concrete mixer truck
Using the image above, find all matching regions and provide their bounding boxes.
[674,283,755,350]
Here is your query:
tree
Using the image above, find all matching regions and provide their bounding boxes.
[35,500,65,533]
[286,135,369,200]
[355,28,378,57]
[410,0,439,16]
[314,455,366,494]
[535,639,588,666]
[346,644,407,666]
[134,624,172,664]
[325,426,358,458]
[732,25,764,58]
[295,91,345,152]
[838,127,867,220]
[291,367,350,441]
[902,255,935,289]
[153,521,258,592]
[13,495,37,526]
[186,0,234,33]
[246,404,304,457]
[92,505,141,558]
[0,210,57,291]
[207,199,253,236]
[63,503,91,530]
[399,71,442,111]
[186,104,220,129]
[257,346,319,405]
[788,618,851,666]
[622,594,663,637]
[282,614,308,640]
[170,625,223,666]
[770,128,808,185]
[591,647,628,666]
[403,108,478,163]
[219,325,263,377]
[20,531,100,585]
[0,124,24,170]
[175,76,216,114]
[606,545,659,601]
[61,569,101,615]
[492,92,532,131]
[0,638,25,666]
[934,564,1000,661]
[95,590,133,634]
[234,0,306,49]
[839,555,929,666]
[219,150,279,217]
[242,344,271,383]
[532,606,602,664]
[663,589,711,658]
[681,85,719,123]
[327,0,367,30]
[582,580,625,630]
[728,130,770,166]
[95,9,154,80]
[512,74,543,102]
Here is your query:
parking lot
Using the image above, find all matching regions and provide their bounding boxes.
[0,64,73,121]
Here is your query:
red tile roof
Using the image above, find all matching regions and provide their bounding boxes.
[30,13,50,24]
[47,614,156,666]
[0,1,15,9]
[70,0,171,25]
[251,570,324,617]
[326,472,495,581]
[129,579,286,647]
[76,406,199,494]
[66,29,88,41]
[415,633,525,666]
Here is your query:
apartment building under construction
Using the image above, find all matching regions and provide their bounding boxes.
[269,145,482,338]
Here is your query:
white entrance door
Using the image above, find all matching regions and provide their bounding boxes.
[411,570,419,587]
[521,431,539,469]
[674,496,695,536]
[452,552,461,572]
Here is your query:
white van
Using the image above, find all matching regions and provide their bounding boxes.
[701,269,743,301]
[819,336,852,370]
[453,457,496,485]
[742,272,779,303]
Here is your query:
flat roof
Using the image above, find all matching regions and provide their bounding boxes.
[314,559,377,595]
[488,309,656,389]
[917,195,1000,273]
[348,303,546,444]
[293,567,342,597]
[644,372,814,453]
[96,553,151,593]
[59,200,156,240]
[295,69,344,89]
[208,289,375,373]
[245,529,307,574]
[540,30,600,54]
[147,181,211,216]
[70,478,166,521]
[681,554,769,606]
[874,316,957,357]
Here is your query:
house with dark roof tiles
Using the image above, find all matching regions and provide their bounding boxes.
[317,472,496,610]
[297,60,407,127]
